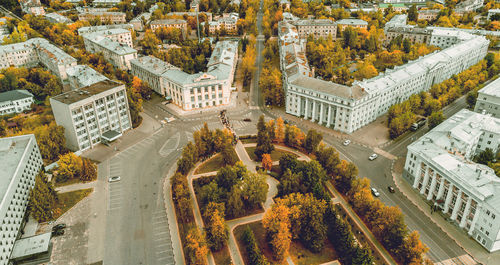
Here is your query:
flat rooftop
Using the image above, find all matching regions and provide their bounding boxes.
[0,135,35,208]
[291,76,366,100]
[51,80,123,105]
[10,232,51,260]
[478,77,500,97]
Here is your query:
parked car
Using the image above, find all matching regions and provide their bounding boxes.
[51,229,65,237]
[343,140,351,146]
[368,153,378,161]
[371,188,380,197]
[243,118,252,122]
[388,186,395,193]
[108,176,121,182]
[52,224,66,231]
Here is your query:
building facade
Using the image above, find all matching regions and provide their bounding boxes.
[130,56,179,96]
[82,33,137,70]
[78,9,126,24]
[44,12,72,24]
[50,80,132,151]
[0,134,42,264]
[201,13,239,35]
[418,9,440,21]
[0,90,34,115]
[293,19,337,39]
[150,19,188,36]
[404,109,500,252]
[19,0,45,16]
[336,18,368,31]
[474,78,500,118]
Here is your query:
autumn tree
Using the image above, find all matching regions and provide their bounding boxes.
[304,129,323,153]
[185,228,209,265]
[204,202,228,251]
[408,5,418,22]
[242,226,269,265]
[428,111,444,129]
[399,231,428,264]
[261,153,272,171]
[334,160,359,193]
[29,172,58,222]
[57,152,83,183]
[34,122,66,161]
[274,117,285,144]
[260,67,284,106]
[221,143,237,166]
[241,172,268,207]
[80,158,97,181]
[172,172,193,222]
[315,144,340,175]
[226,186,244,218]
[262,204,291,261]
[255,115,274,160]
[284,124,305,149]
[177,141,198,175]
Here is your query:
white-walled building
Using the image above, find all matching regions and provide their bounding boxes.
[82,33,137,71]
[130,13,151,31]
[201,13,239,35]
[488,9,500,20]
[82,28,133,48]
[0,90,34,115]
[77,24,134,35]
[0,38,77,81]
[404,109,500,252]
[92,0,121,6]
[279,21,489,133]
[130,40,238,111]
[0,134,42,264]
[150,19,188,36]
[19,0,45,16]
[474,78,500,118]
[66,65,109,90]
[336,18,368,31]
[50,80,132,151]
[44,12,72,24]
[0,18,9,44]
[455,0,484,12]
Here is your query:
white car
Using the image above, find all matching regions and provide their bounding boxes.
[108,176,121,182]
[343,140,351,146]
[371,188,380,197]
[369,153,378,161]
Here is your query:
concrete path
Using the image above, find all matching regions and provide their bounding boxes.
[55,181,96,193]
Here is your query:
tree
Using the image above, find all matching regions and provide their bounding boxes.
[34,122,66,161]
[274,117,285,143]
[204,202,228,251]
[342,27,358,49]
[242,226,269,265]
[399,231,428,264]
[242,172,268,207]
[215,165,239,192]
[261,153,272,171]
[57,152,82,182]
[226,186,244,218]
[475,148,495,165]
[185,228,209,265]
[403,38,411,53]
[80,158,97,181]
[221,143,237,166]
[428,111,444,129]
[29,172,58,222]
[262,204,291,261]
[466,91,477,109]
[284,125,305,148]
[408,5,418,22]
[334,160,358,193]
[177,141,198,175]
[315,144,340,175]
[304,129,323,153]
[255,115,274,160]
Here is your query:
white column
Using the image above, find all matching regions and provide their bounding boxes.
[443,184,454,213]
[460,197,472,228]
[327,105,332,127]
[451,190,463,221]
[319,103,324,125]
[413,171,421,189]
[311,100,317,122]
[420,170,430,194]
[436,178,446,200]
[426,173,438,201]
[469,204,482,235]
[296,96,302,116]
[304,98,309,119]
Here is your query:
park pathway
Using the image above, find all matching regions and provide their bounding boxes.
[55,181,96,193]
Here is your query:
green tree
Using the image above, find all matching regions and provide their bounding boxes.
[403,38,411,53]
[215,165,239,192]
[466,91,478,109]
[204,202,228,251]
[185,228,209,265]
[334,160,359,193]
[315,144,340,175]
[226,186,244,218]
[304,129,323,153]
[242,226,269,265]
[255,115,274,160]
[57,152,82,182]
[29,172,58,222]
[428,111,445,129]
[475,148,495,165]
[221,143,236,166]
[408,5,418,22]
[342,27,358,49]
[242,172,268,207]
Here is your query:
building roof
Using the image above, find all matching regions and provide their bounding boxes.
[30,38,77,65]
[83,33,137,55]
[0,135,36,210]
[336,18,368,26]
[151,19,186,25]
[427,26,500,37]
[66,65,109,88]
[0,90,33,103]
[51,80,123,105]
[291,76,366,100]
[10,233,51,260]
[44,12,72,24]
[130,55,179,76]
[77,24,134,35]
[385,14,407,29]
[478,77,500,98]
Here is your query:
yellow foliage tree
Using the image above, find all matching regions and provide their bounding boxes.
[262,204,291,261]
[261,153,272,171]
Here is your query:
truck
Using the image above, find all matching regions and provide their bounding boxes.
[410,117,426,131]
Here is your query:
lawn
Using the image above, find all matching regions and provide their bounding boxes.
[195,148,240,174]
[240,137,257,144]
[53,177,88,187]
[213,245,232,265]
[53,188,93,220]
[234,221,286,265]
[289,239,338,265]
[245,146,298,162]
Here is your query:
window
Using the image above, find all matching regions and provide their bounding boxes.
[487,210,490,215]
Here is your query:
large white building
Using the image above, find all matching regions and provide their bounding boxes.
[0,135,42,264]
[474,78,500,118]
[279,21,489,133]
[50,80,132,151]
[404,109,500,252]
[66,65,109,90]
[0,90,34,116]
[0,38,77,81]
[130,40,238,110]
[82,32,137,71]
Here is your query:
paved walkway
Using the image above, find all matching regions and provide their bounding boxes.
[325,182,398,265]
[55,181,97,193]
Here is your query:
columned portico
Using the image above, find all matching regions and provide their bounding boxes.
[451,190,463,221]
[427,174,438,200]
[304,98,309,119]
[420,169,431,195]
[468,204,482,235]
[296,96,302,116]
[327,105,332,127]
[319,103,324,125]
[311,100,317,122]
[436,178,446,200]
[443,184,454,213]
[460,197,472,228]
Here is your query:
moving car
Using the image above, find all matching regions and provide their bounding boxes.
[51,229,65,237]
[368,153,378,161]
[52,224,66,231]
[343,140,351,146]
[243,118,252,122]
[371,188,380,197]
[388,186,395,193]
[108,176,121,182]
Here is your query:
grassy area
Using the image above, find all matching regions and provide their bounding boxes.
[240,137,257,144]
[53,188,93,220]
[245,146,298,162]
[289,239,338,265]
[53,177,88,187]
[195,148,239,175]
[234,221,286,265]
[213,245,232,265]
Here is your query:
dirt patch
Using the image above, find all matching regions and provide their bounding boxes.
[350,115,391,147]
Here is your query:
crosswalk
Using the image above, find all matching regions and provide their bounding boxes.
[435,254,478,265]
[152,209,175,265]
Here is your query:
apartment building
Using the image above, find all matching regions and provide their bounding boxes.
[384,14,408,31]
[0,18,9,44]
[455,0,484,12]
[418,9,440,21]
[166,12,213,22]
[279,21,489,133]
[66,65,109,90]
[78,9,126,24]
[83,28,133,48]
[130,40,238,110]
[19,0,45,16]
[336,18,368,31]
[0,38,77,81]
[82,33,137,70]
[50,80,132,151]
[130,13,151,31]
[474,78,500,118]
[44,12,72,24]
[201,13,239,35]
[150,19,188,36]
[405,109,500,252]
[0,90,34,115]
[385,26,432,44]
[0,135,42,264]
[292,19,337,39]
[77,24,134,35]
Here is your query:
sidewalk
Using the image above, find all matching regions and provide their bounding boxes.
[392,159,500,265]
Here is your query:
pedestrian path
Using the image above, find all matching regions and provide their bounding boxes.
[55,181,96,193]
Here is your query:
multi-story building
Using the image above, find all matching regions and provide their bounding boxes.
[383,0,425,3]
[474,78,500,118]
[84,28,133,48]
[378,3,408,12]
[66,65,109,90]
[279,21,489,133]
[455,0,484,12]
[130,13,151,31]
[0,90,34,115]
[292,19,337,39]
[44,12,72,24]
[92,0,121,6]
[166,12,213,22]
[18,0,45,16]
[82,33,137,70]
[0,134,42,264]
[130,40,238,110]
[150,19,188,36]
[418,9,440,21]
[202,13,239,35]
[335,18,368,31]
[0,38,77,81]
[404,109,500,252]
[50,80,132,151]
[78,9,126,24]
[384,14,408,31]
[385,26,432,45]
[0,18,9,44]
[77,24,134,35]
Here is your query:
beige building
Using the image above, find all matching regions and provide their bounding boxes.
[293,19,337,39]
[418,9,440,21]
[78,9,126,24]
[336,18,368,31]
[50,80,132,151]
[150,19,188,36]
[385,26,432,44]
